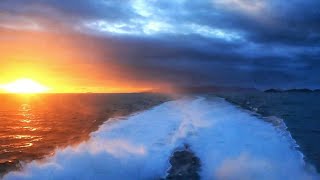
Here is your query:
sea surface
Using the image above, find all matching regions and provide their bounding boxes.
[1,92,320,179]
[216,92,320,172]
[0,93,169,175]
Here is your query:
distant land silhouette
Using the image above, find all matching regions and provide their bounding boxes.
[264,88,320,93]
[150,86,320,93]
[172,86,259,93]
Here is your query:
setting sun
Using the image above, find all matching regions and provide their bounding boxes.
[0,78,49,94]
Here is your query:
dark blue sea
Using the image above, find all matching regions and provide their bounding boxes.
[218,92,320,172]
[1,92,320,179]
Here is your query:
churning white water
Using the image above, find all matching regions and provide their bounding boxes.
[4,97,319,180]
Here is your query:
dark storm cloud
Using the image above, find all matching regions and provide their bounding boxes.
[0,0,319,88]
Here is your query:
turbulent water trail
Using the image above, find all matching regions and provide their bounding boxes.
[4,97,319,180]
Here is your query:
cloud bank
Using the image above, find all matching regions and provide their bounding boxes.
[0,0,320,89]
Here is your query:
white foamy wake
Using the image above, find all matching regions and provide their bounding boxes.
[4,97,319,180]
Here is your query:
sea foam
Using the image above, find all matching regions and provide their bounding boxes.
[4,97,319,180]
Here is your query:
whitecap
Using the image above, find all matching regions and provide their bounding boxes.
[4,97,319,180]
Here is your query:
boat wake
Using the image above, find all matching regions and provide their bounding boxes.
[4,97,319,179]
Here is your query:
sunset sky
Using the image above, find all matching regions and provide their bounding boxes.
[0,0,319,92]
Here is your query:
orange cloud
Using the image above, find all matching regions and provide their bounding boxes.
[0,28,157,93]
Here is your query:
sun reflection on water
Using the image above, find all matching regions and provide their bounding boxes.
[22,126,37,131]
[0,93,168,175]
[19,104,33,124]
[15,103,38,148]
[20,143,33,148]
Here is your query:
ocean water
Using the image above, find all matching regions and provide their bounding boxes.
[217,92,320,173]
[0,93,169,175]
[3,95,319,179]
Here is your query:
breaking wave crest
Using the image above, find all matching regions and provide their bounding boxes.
[4,97,319,180]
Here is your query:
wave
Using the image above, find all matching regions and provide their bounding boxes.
[4,97,319,179]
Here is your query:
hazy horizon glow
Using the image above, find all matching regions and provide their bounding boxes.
[0,78,49,94]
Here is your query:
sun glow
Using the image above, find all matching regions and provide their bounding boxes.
[1,78,50,94]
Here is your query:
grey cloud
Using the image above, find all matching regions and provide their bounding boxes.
[0,0,319,88]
